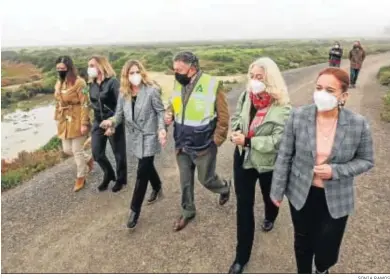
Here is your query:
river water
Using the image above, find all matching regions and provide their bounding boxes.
[1,104,57,161]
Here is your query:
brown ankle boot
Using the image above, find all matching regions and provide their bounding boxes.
[87,158,94,173]
[74,177,86,192]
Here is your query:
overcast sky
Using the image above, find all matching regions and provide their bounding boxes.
[1,0,390,47]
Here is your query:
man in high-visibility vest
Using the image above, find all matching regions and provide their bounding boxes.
[165,51,231,231]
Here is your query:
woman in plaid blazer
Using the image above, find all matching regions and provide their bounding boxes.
[271,67,374,274]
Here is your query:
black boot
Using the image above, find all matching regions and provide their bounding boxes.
[98,175,116,192]
[126,210,140,229]
[315,269,329,274]
[147,187,162,204]
[112,181,126,193]
[219,179,231,206]
[228,262,245,274]
[261,219,274,232]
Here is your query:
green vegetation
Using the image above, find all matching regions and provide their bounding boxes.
[3,39,390,109]
[2,39,390,189]
[2,39,390,108]
[1,136,63,191]
[3,39,390,79]
[377,65,390,122]
[1,79,56,109]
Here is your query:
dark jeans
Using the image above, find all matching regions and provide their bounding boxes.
[350,68,360,85]
[290,186,348,273]
[233,147,279,265]
[91,121,127,184]
[130,156,161,213]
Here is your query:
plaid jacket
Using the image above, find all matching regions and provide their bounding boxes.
[271,104,374,218]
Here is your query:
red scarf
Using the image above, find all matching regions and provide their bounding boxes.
[247,92,271,138]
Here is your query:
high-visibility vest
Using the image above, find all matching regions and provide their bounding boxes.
[171,73,218,127]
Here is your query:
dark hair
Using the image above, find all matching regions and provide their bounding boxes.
[318,67,350,93]
[173,51,200,70]
[55,55,77,85]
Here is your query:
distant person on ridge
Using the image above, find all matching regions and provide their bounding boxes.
[348,41,366,88]
[328,41,343,67]
[164,51,231,232]
[87,55,127,192]
[54,55,93,192]
[100,60,167,230]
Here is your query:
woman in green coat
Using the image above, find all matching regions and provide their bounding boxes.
[228,57,291,273]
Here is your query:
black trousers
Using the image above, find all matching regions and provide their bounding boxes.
[290,186,348,273]
[91,121,127,184]
[130,156,162,213]
[233,147,279,265]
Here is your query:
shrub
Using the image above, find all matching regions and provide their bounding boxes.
[380,91,390,122]
[1,137,63,191]
[377,66,390,122]
[377,66,390,86]
[40,136,62,151]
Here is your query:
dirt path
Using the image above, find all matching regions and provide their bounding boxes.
[2,53,390,274]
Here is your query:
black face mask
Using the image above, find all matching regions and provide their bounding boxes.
[175,72,192,86]
[57,70,67,81]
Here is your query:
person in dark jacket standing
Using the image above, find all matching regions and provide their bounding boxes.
[328,42,343,67]
[88,55,127,192]
[348,41,366,88]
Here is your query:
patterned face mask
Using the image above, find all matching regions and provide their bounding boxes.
[250,91,271,110]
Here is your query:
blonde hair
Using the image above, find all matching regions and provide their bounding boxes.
[119,60,161,99]
[246,57,290,106]
[89,55,116,82]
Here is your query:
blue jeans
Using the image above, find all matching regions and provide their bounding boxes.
[350,68,360,85]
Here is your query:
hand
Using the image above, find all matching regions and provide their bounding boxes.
[231,131,245,146]
[272,199,282,207]
[80,125,89,135]
[104,127,115,137]
[164,111,173,125]
[314,164,333,180]
[159,129,167,147]
[100,120,113,129]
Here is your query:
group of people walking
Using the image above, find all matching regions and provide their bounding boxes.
[328,40,366,88]
[53,48,374,274]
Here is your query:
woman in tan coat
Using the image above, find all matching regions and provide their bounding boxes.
[54,55,93,191]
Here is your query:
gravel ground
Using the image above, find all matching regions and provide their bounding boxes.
[2,52,390,274]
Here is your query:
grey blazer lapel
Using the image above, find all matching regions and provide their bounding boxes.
[328,108,348,161]
[134,85,147,122]
[306,105,317,160]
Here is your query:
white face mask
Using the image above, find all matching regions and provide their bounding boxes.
[334,45,340,48]
[313,90,339,112]
[129,73,142,86]
[87,67,98,78]
[250,79,266,94]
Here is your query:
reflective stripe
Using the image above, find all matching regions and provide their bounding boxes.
[175,116,216,127]
[204,77,217,118]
